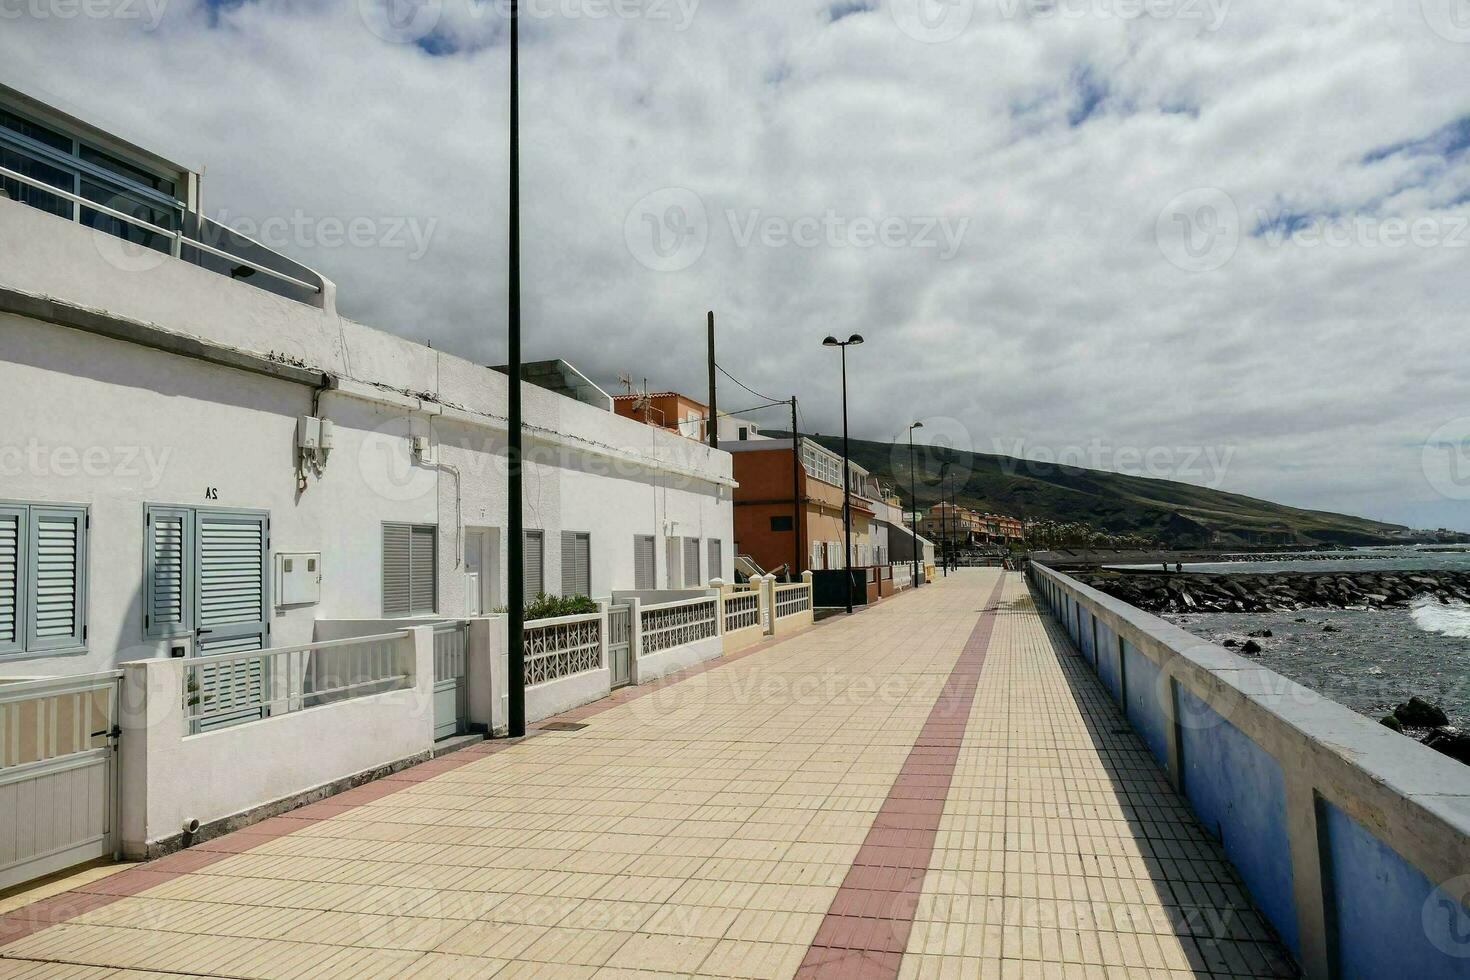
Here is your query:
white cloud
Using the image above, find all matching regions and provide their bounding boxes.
[3,0,1469,528]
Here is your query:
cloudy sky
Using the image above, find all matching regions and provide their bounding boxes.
[5,0,1470,529]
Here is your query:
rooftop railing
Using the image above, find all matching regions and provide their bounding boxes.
[1,164,327,302]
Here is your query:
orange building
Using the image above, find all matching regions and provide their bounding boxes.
[721,436,875,576]
[612,391,709,441]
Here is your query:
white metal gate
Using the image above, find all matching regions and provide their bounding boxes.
[432,621,468,740]
[0,672,120,890]
[607,604,632,689]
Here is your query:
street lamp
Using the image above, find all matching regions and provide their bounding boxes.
[938,461,950,578]
[907,422,922,589]
[506,0,526,738]
[823,334,863,614]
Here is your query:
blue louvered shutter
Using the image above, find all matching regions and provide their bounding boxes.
[146,506,192,638]
[26,506,86,652]
[0,507,23,656]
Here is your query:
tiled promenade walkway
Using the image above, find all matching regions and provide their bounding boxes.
[0,570,1296,979]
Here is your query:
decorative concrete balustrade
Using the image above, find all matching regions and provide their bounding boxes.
[1032,562,1470,980]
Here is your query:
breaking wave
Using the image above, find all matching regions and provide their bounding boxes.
[1410,595,1470,639]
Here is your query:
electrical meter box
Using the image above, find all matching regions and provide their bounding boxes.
[276,552,322,606]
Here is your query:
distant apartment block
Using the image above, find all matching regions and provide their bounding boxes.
[916,502,1024,548]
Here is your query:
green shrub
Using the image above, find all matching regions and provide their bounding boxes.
[523,592,598,621]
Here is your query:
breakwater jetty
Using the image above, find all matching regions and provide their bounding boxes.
[1076,569,1470,613]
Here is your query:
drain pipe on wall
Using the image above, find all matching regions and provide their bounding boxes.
[427,417,463,569]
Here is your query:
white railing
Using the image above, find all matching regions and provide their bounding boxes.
[0,672,120,769]
[524,613,603,686]
[641,596,719,654]
[724,590,761,632]
[433,621,468,682]
[775,583,812,619]
[892,563,913,589]
[183,632,411,729]
[0,164,324,295]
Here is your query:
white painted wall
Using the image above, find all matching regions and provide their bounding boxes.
[117,628,436,855]
[0,201,734,677]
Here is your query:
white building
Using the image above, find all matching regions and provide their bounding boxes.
[0,83,735,681]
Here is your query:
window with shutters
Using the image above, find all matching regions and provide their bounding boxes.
[633,535,656,590]
[707,539,722,582]
[0,502,88,658]
[146,506,269,646]
[682,537,701,588]
[560,532,591,598]
[382,523,437,616]
[523,530,545,602]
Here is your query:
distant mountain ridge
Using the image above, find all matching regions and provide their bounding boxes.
[806,434,1407,547]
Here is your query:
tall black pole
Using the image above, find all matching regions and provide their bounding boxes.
[791,397,802,580]
[941,467,949,577]
[908,426,919,589]
[506,0,525,739]
[950,478,959,570]
[840,345,852,614]
[707,311,718,449]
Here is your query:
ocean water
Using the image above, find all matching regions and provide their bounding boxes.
[1165,605,1470,730]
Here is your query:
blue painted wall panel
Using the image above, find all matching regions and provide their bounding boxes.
[1092,620,1109,671]
[1096,623,1118,697]
[1176,685,1300,955]
[1324,802,1470,979]
[1122,640,1169,768]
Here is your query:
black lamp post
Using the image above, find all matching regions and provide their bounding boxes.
[907,421,922,589]
[822,334,863,614]
[506,0,525,739]
[938,461,950,578]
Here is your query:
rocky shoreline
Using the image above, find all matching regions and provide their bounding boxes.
[1078,569,1470,613]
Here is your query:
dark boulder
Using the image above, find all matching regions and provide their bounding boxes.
[1423,728,1470,766]
[1380,715,1403,732]
[1393,697,1450,729]
[1241,639,1263,655]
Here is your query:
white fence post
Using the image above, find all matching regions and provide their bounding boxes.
[711,579,727,636]
[762,574,777,635]
[119,658,183,860]
[628,596,643,685]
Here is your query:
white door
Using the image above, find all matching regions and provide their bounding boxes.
[464,530,485,615]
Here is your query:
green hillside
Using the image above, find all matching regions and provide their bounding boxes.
[808,435,1407,548]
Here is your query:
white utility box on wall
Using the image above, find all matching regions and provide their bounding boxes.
[275,552,322,606]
